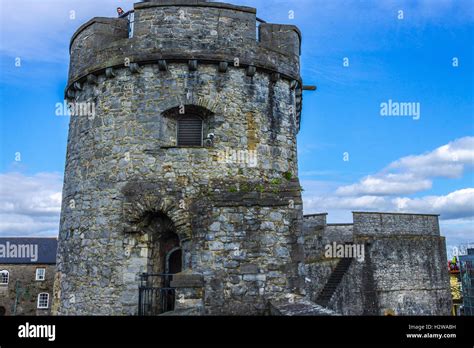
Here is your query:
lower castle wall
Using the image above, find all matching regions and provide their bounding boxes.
[305,259,339,303]
[327,261,366,315]
[55,179,304,315]
[192,205,304,315]
[327,236,452,315]
[359,235,451,315]
[304,212,452,316]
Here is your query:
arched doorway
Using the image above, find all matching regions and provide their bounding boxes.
[166,247,182,275]
[142,213,180,274]
[0,306,5,316]
[138,212,182,315]
[163,246,182,312]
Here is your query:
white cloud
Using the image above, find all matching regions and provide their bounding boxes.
[392,188,474,219]
[0,172,62,236]
[302,137,474,227]
[389,137,474,177]
[304,193,388,212]
[303,188,474,220]
[336,137,474,196]
[336,173,432,196]
[303,187,474,248]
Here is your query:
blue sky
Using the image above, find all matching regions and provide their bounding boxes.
[0,0,473,256]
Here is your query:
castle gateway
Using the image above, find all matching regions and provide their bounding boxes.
[54,0,451,315]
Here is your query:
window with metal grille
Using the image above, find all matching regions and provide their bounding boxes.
[37,293,49,309]
[177,115,203,146]
[0,270,8,285]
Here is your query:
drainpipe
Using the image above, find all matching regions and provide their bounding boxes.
[13,280,21,315]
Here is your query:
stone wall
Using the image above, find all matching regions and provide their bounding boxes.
[353,212,440,236]
[302,213,452,315]
[0,264,55,316]
[326,212,452,315]
[302,214,326,262]
[325,224,354,244]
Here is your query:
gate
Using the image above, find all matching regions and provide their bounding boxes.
[138,273,176,316]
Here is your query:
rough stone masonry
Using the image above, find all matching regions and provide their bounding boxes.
[54,0,452,315]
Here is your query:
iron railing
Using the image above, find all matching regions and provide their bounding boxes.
[138,273,176,316]
[120,10,266,41]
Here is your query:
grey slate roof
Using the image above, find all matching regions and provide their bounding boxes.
[0,237,58,264]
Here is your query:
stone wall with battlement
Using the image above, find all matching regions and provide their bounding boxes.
[302,212,452,315]
[66,0,303,129]
[353,212,440,236]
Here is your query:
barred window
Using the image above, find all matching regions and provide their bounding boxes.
[37,293,49,309]
[177,115,203,146]
[36,268,46,281]
[0,270,8,285]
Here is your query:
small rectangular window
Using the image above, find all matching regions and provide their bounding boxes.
[36,268,46,281]
[37,293,49,309]
[0,270,9,285]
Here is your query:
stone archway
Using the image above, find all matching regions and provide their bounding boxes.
[136,210,183,314]
[159,96,221,118]
[145,213,181,276]
[121,181,192,242]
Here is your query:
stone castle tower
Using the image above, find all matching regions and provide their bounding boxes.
[55,0,452,316]
[55,0,306,315]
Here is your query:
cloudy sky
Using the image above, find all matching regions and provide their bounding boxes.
[0,0,473,256]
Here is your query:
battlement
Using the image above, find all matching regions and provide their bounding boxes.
[303,211,441,237]
[303,213,327,231]
[67,0,302,90]
[352,211,440,236]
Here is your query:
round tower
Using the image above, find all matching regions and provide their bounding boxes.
[55,0,305,315]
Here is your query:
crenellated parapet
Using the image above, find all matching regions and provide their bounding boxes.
[66,0,304,127]
[352,212,441,237]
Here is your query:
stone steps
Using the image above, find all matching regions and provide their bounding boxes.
[316,258,353,307]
